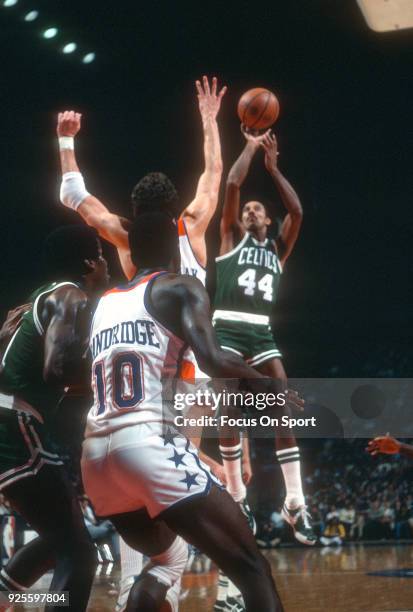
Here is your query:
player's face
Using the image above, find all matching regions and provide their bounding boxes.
[242,201,271,232]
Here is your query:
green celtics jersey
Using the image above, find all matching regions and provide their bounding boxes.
[1,281,79,421]
[213,232,282,321]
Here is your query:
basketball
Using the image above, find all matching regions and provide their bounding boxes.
[237,88,280,130]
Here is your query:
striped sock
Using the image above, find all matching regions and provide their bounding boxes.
[219,443,246,502]
[276,446,305,508]
[214,570,229,611]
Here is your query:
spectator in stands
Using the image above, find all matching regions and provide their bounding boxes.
[320,517,345,546]
[309,505,324,538]
[339,502,356,538]
[394,501,412,539]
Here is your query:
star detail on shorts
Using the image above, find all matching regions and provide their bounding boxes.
[180,471,199,491]
[168,449,186,468]
[161,428,178,446]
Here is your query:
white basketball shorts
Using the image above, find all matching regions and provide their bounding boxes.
[81,421,218,518]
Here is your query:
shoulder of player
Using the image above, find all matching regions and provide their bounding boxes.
[44,285,88,318]
[155,273,206,300]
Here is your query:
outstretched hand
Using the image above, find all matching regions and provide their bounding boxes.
[196,76,227,121]
[57,110,82,137]
[366,434,401,456]
[261,131,279,173]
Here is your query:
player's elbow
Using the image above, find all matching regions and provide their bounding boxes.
[194,350,222,377]
[59,172,90,211]
[226,175,241,189]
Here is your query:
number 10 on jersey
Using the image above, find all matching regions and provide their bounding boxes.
[93,351,144,415]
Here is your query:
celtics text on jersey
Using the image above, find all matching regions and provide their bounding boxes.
[213,232,282,325]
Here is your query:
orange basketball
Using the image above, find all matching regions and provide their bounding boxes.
[237,88,279,130]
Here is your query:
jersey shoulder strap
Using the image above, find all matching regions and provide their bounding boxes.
[32,281,80,336]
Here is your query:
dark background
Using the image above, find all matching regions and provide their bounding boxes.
[1,0,412,377]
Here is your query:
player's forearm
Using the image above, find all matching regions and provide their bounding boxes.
[203,115,222,174]
[269,166,303,218]
[59,148,80,175]
[197,117,223,196]
[398,442,413,459]
[227,142,257,188]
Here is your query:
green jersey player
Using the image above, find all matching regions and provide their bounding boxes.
[0,225,108,610]
[213,128,316,566]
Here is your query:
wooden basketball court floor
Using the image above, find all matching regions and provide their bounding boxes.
[9,544,413,611]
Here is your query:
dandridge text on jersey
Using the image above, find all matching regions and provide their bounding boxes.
[91,320,160,359]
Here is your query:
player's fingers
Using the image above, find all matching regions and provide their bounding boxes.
[218,85,227,99]
[203,75,210,96]
[195,80,203,96]
[211,76,217,96]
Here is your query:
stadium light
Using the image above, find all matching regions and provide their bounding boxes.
[43,27,58,39]
[3,0,19,7]
[82,52,95,64]
[24,10,39,22]
[62,42,77,54]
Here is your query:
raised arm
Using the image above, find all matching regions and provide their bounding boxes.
[57,112,135,279]
[180,77,226,264]
[367,435,413,459]
[42,286,90,387]
[219,128,268,255]
[261,131,303,266]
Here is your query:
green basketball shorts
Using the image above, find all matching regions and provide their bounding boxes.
[213,319,282,367]
[0,410,63,490]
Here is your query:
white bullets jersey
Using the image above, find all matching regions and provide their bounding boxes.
[178,218,206,286]
[86,272,185,437]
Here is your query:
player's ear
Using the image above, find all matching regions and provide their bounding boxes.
[265,216,272,227]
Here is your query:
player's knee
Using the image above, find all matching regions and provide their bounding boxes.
[146,536,188,588]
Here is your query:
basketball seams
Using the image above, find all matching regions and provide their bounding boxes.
[241,90,269,126]
[249,91,271,129]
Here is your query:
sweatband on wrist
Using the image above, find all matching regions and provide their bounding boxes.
[59,171,90,211]
[58,136,74,151]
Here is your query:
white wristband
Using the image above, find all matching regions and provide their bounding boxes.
[58,136,74,151]
[60,171,90,211]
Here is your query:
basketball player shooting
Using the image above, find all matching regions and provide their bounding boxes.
[213,126,316,546]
